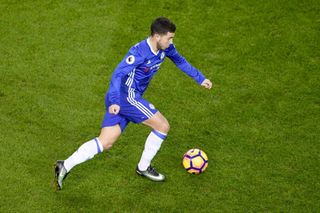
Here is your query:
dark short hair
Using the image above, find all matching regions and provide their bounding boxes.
[151,17,176,35]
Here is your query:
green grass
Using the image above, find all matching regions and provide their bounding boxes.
[1,0,319,212]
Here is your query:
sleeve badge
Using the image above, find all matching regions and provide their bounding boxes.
[126,55,135,64]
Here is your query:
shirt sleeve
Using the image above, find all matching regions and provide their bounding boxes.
[107,46,145,105]
[165,44,206,85]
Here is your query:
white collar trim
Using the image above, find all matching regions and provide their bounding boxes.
[147,37,159,55]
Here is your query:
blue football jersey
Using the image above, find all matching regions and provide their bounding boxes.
[107,37,206,105]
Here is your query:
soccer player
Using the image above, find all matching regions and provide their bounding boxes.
[54,17,212,190]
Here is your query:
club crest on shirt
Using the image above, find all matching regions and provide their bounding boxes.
[126,55,135,64]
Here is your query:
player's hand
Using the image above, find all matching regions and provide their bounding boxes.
[109,104,120,115]
[201,79,213,89]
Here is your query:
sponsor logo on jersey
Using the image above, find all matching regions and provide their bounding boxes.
[126,55,135,64]
[150,63,162,70]
[144,62,162,73]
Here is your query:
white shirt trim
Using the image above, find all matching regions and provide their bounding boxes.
[147,37,159,55]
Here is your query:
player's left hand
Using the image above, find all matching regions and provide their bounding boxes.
[201,79,213,89]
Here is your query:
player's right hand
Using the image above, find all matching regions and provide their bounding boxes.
[109,104,120,115]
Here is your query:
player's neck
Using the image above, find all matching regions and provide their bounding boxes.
[148,36,160,54]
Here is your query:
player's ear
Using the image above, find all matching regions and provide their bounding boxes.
[155,33,161,42]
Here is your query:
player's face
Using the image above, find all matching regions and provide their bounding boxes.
[156,32,175,50]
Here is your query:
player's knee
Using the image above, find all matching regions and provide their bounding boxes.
[102,141,113,150]
[98,137,113,151]
[164,122,170,133]
[103,143,113,150]
[159,120,170,134]
[98,126,121,151]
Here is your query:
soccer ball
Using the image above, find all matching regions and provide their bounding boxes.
[182,148,208,174]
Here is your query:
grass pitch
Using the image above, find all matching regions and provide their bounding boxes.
[0,0,319,212]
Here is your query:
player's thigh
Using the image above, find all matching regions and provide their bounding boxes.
[142,111,170,133]
[98,125,122,150]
